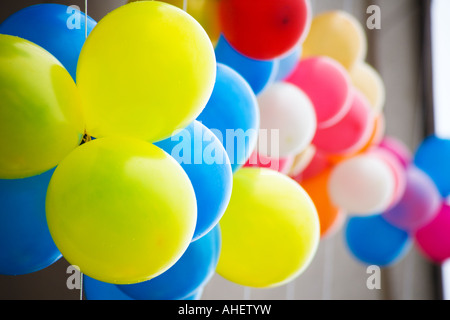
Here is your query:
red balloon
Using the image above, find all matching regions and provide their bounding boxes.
[219,0,311,60]
[312,89,375,155]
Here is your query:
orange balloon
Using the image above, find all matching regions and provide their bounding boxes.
[299,168,343,238]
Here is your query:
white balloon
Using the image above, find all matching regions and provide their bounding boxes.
[256,82,317,158]
[328,154,395,216]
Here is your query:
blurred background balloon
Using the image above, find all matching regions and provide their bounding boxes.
[0,3,97,80]
[414,135,450,198]
[350,62,386,114]
[76,1,216,142]
[218,0,311,60]
[129,0,221,46]
[217,168,319,288]
[155,121,232,242]
[328,154,396,215]
[345,214,411,267]
[46,137,197,285]
[256,82,317,158]
[414,202,450,264]
[286,56,352,129]
[312,89,375,156]
[382,166,441,232]
[118,225,221,300]
[196,63,259,172]
[0,168,61,275]
[0,35,84,179]
[215,35,278,95]
[302,10,367,71]
[379,136,412,169]
[274,44,302,82]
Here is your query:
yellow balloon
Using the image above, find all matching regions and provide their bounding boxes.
[350,62,386,114]
[217,168,320,288]
[0,35,84,179]
[302,10,367,71]
[128,0,221,46]
[46,137,197,284]
[76,1,216,142]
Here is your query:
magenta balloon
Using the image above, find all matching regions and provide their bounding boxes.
[378,136,412,169]
[285,56,352,129]
[312,89,375,155]
[382,166,441,232]
[414,203,450,264]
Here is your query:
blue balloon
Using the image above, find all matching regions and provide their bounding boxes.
[274,45,302,82]
[155,121,232,241]
[215,34,279,95]
[0,3,97,80]
[117,225,221,300]
[84,275,204,300]
[196,63,260,173]
[84,275,133,300]
[414,135,450,198]
[345,214,411,267]
[0,168,61,275]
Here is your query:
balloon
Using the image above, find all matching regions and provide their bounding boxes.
[369,148,407,210]
[84,275,204,300]
[217,168,320,288]
[414,135,450,197]
[298,147,333,181]
[327,112,386,164]
[414,203,450,264]
[218,0,311,60]
[0,35,84,179]
[382,166,441,232]
[328,154,396,215]
[299,168,343,238]
[287,145,316,178]
[46,137,197,284]
[379,136,412,169]
[196,63,259,172]
[155,121,232,241]
[118,225,221,300]
[313,89,375,156]
[244,150,294,175]
[128,0,221,46]
[76,1,216,142]
[84,275,134,300]
[0,3,97,80]
[215,35,278,95]
[345,214,411,267]
[275,44,302,81]
[256,82,317,158]
[350,62,386,113]
[0,168,61,275]
[302,10,367,71]
[286,56,352,129]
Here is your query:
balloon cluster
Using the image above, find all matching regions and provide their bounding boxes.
[1,0,448,301]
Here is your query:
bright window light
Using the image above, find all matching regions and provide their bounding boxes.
[431,0,450,300]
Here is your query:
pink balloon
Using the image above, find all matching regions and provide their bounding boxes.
[414,202,450,264]
[370,148,407,210]
[244,151,294,175]
[383,166,441,232]
[378,136,412,169]
[312,89,375,155]
[285,56,352,129]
